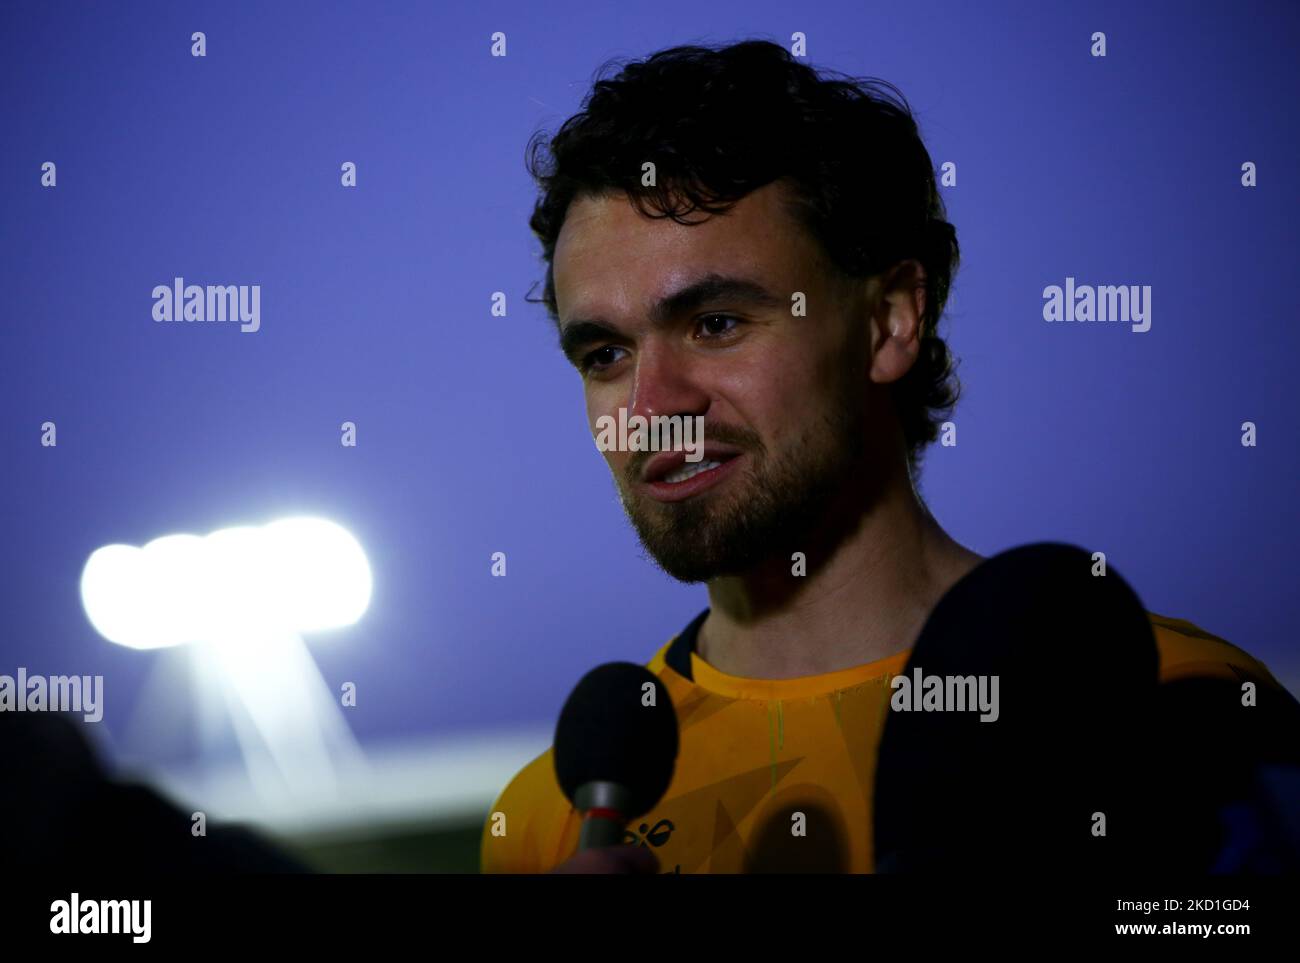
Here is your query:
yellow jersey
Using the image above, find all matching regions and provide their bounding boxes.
[480,609,1288,873]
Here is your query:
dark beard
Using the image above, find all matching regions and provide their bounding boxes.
[616,401,866,583]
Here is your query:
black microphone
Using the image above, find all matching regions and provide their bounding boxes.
[873,542,1162,872]
[553,662,679,850]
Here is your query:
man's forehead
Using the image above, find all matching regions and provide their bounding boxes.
[553,183,812,321]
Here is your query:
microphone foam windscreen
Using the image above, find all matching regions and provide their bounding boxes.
[553,661,679,820]
[908,541,1157,700]
[873,542,1161,870]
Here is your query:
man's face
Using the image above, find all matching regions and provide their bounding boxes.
[552,181,879,582]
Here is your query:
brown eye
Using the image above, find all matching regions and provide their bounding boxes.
[698,314,739,337]
[583,345,627,372]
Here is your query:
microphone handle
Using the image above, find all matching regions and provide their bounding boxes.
[578,813,627,849]
[574,781,634,851]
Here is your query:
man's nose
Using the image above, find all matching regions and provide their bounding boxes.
[626,341,710,422]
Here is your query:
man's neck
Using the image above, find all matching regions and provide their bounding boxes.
[697,468,983,681]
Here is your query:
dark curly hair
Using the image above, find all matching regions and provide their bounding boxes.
[525,39,961,477]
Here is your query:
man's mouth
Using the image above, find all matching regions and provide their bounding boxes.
[663,459,723,484]
[639,450,743,502]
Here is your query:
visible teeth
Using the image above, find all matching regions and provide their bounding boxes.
[663,459,722,484]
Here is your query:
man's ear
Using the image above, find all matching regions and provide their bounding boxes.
[869,260,926,385]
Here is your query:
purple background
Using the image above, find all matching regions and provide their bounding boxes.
[2,0,1297,767]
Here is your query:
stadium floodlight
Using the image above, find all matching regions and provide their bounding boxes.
[81,516,372,649]
[80,516,373,807]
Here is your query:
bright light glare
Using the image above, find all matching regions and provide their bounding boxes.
[81,517,372,649]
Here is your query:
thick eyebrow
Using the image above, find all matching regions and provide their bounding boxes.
[557,273,784,364]
[558,320,621,365]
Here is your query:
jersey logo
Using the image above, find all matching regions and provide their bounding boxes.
[623,818,675,848]
[622,818,680,873]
